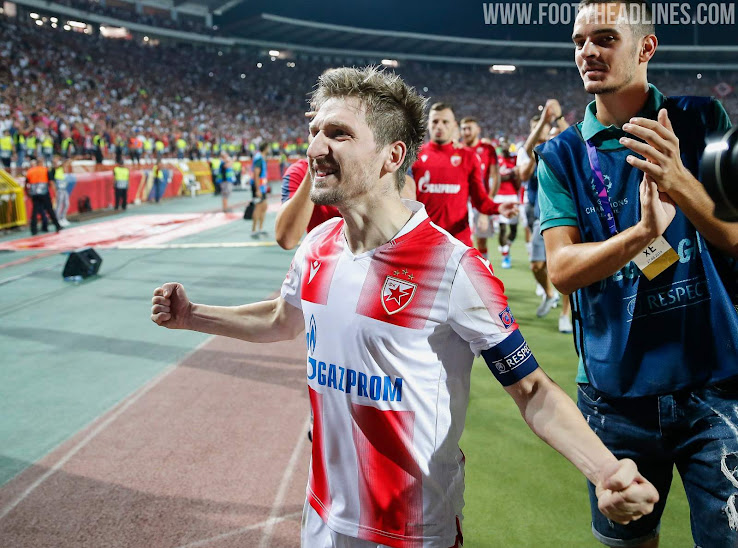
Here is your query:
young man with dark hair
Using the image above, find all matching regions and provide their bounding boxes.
[153,66,657,548]
[537,1,738,546]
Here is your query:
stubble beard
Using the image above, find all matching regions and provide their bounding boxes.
[590,50,639,96]
[310,183,343,206]
[309,164,374,207]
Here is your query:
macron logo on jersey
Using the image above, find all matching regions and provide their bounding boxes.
[309,260,322,284]
[476,255,494,277]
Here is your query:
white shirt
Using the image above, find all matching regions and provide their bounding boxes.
[281,201,532,548]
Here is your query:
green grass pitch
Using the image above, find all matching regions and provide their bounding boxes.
[460,237,691,547]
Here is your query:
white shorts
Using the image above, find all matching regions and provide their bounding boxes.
[301,501,462,548]
[493,194,520,225]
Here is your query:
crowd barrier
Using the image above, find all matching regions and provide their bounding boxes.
[69,157,293,182]
[0,168,27,230]
[13,157,294,224]
[22,164,184,217]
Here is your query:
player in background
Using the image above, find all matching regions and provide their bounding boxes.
[153,66,657,548]
[251,142,269,237]
[518,101,573,330]
[220,154,235,213]
[460,117,499,259]
[492,138,521,268]
[412,103,516,247]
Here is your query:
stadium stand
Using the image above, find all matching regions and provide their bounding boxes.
[1,6,736,172]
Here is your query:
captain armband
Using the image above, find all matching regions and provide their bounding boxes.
[481,330,539,386]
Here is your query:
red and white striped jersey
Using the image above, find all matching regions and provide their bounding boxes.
[281,201,529,548]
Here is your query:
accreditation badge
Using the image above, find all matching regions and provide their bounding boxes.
[633,235,679,280]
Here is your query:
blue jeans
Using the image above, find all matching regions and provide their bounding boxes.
[577,382,738,548]
[153,178,165,202]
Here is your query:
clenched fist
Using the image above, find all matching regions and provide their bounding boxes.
[596,459,659,525]
[151,282,193,330]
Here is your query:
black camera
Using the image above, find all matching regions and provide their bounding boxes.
[701,126,738,221]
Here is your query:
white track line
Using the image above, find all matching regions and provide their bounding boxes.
[0,335,214,522]
[258,415,311,548]
[176,511,302,548]
[117,241,278,250]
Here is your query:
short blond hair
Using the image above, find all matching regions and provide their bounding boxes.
[310,66,427,190]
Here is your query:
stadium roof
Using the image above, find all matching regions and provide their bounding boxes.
[218,13,738,71]
[11,0,738,70]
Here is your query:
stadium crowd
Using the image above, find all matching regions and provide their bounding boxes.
[55,0,214,35]
[1,8,736,170]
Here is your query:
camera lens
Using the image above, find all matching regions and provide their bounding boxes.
[701,126,738,222]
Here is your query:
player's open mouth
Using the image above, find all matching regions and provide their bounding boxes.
[313,164,338,178]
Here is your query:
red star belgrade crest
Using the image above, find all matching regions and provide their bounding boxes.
[381,276,418,315]
[450,154,462,167]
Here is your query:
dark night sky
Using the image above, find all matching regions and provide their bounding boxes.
[220,0,735,46]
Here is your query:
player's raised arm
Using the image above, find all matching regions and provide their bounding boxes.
[275,162,315,250]
[151,282,304,343]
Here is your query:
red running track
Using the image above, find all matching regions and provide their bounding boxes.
[0,334,312,548]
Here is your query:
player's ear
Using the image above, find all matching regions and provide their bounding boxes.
[383,141,406,174]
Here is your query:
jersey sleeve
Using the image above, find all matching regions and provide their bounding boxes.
[467,152,499,214]
[449,249,539,386]
[536,159,579,232]
[280,160,308,203]
[280,239,307,310]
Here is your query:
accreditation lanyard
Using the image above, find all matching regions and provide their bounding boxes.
[585,140,679,280]
[585,139,618,237]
